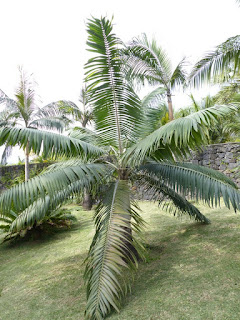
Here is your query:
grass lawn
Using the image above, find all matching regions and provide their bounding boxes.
[0,201,240,320]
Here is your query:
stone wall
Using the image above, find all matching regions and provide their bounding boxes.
[0,163,50,191]
[190,143,240,187]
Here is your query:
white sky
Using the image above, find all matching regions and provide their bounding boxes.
[0,0,239,163]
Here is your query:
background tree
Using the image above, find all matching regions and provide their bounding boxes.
[0,17,240,320]
[189,35,240,87]
[124,34,187,120]
[0,67,66,180]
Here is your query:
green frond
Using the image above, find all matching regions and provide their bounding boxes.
[7,179,86,234]
[190,35,240,87]
[139,161,240,211]
[125,33,172,87]
[136,172,210,223]
[29,117,66,132]
[141,87,166,109]
[0,163,111,215]
[170,57,188,91]
[85,17,142,152]
[85,180,145,320]
[0,127,104,159]
[123,104,239,166]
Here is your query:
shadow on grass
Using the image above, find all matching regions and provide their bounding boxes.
[0,216,94,250]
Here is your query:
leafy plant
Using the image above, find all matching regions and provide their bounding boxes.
[0,17,240,320]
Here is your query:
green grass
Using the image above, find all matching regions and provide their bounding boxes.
[1,201,240,320]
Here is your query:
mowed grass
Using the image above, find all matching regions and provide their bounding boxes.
[0,201,240,320]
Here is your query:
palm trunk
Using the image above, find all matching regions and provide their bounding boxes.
[82,190,93,210]
[25,142,30,181]
[167,91,174,121]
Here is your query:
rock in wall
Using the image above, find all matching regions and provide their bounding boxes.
[190,143,240,187]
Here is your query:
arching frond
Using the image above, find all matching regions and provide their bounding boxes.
[125,33,172,87]
[0,127,104,159]
[139,162,240,211]
[85,180,145,320]
[6,179,89,234]
[190,35,240,87]
[136,172,210,223]
[123,104,239,166]
[0,163,111,215]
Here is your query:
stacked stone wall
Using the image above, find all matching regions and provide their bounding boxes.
[190,143,240,187]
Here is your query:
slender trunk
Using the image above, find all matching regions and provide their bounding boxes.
[82,190,93,210]
[25,142,30,181]
[167,90,174,121]
[81,120,93,210]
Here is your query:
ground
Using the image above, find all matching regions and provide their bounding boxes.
[0,201,240,320]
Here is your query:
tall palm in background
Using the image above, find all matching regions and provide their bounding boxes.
[124,34,187,120]
[0,67,66,180]
[0,17,240,320]
[189,35,240,87]
[56,85,93,129]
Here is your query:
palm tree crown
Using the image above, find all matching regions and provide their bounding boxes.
[0,67,66,178]
[124,33,187,120]
[0,17,240,320]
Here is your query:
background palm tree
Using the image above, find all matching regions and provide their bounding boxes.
[0,17,240,320]
[189,35,240,87]
[0,67,66,180]
[124,34,187,120]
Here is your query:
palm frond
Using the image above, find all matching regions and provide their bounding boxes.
[140,161,240,211]
[85,180,145,319]
[123,104,239,166]
[29,117,66,132]
[6,179,88,234]
[170,57,188,91]
[0,127,104,159]
[136,172,210,223]
[85,17,143,152]
[125,33,172,87]
[0,163,111,215]
[190,35,240,87]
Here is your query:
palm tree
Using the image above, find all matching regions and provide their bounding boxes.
[0,17,240,320]
[0,67,66,180]
[189,35,240,87]
[54,86,94,209]
[55,85,93,129]
[124,34,187,120]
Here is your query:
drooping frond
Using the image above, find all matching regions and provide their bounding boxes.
[85,180,145,320]
[190,35,240,87]
[0,127,104,159]
[139,161,240,211]
[123,104,239,166]
[6,179,89,234]
[135,171,210,223]
[85,17,142,151]
[0,163,111,215]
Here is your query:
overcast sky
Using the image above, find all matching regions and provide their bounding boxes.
[0,0,239,163]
